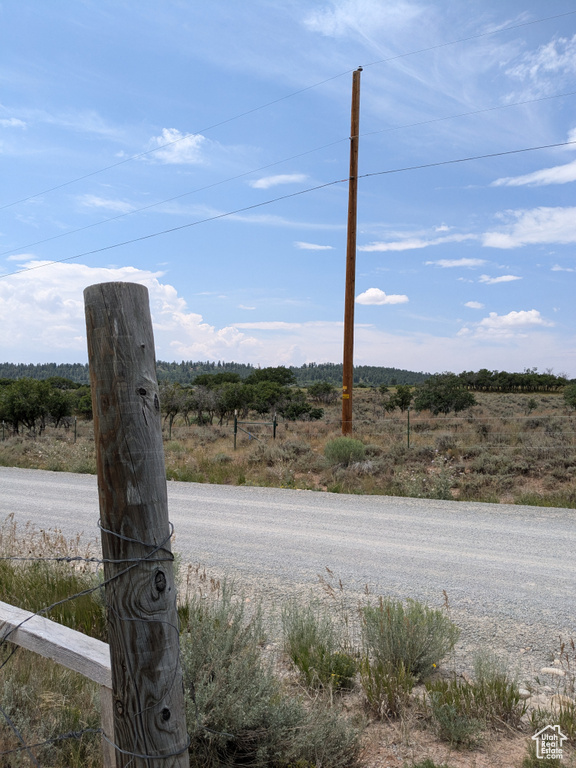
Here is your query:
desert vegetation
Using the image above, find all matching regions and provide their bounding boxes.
[0,518,574,767]
[1,368,575,508]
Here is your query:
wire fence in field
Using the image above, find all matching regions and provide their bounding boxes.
[0,519,190,767]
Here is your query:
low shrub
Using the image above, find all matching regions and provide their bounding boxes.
[424,652,526,746]
[181,585,361,768]
[408,761,454,768]
[427,695,483,747]
[281,599,357,691]
[361,597,459,682]
[324,437,366,467]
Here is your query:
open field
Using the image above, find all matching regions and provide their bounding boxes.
[1,390,575,508]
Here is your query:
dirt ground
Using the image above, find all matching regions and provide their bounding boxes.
[359,717,574,768]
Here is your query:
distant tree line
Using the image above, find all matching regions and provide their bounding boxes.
[0,360,430,387]
[288,363,430,386]
[0,362,91,384]
[3,369,576,435]
[456,368,570,392]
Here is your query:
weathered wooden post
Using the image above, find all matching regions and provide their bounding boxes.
[84,282,189,768]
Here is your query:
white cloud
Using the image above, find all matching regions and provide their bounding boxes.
[6,253,35,262]
[355,288,409,305]
[233,321,302,330]
[79,194,135,213]
[294,241,334,250]
[303,0,421,38]
[0,260,573,374]
[0,118,26,129]
[492,158,576,187]
[483,207,576,248]
[479,274,522,285]
[506,34,576,95]
[464,301,484,309]
[0,260,261,362]
[148,128,207,164]
[552,264,576,272]
[360,234,476,252]
[426,258,487,268]
[461,309,554,340]
[238,305,256,310]
[250,174,308,189]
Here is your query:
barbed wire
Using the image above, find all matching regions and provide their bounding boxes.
[0,519,188,763]
[0,515,239,764]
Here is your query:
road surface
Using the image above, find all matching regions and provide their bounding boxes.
[1,466,574,675]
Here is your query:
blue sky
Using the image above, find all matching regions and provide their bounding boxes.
[1,0,576,376]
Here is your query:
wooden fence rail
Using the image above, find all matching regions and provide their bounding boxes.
[0,599,116,768]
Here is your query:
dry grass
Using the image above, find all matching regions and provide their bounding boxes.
[5,390,572,507]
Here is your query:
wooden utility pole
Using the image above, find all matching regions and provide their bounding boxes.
[342,67,362,435]
[84,282,189,768]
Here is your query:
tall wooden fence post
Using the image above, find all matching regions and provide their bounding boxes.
[84,282,189,768]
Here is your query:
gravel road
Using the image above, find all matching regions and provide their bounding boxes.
[1,465,574,680]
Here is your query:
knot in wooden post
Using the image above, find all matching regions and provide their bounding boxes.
[84,282,189,768]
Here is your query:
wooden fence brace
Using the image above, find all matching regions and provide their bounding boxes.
[0,600,116,768]
[84,282,189,768]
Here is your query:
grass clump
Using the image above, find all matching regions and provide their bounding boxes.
[324,437,366,467]
[424,652,526,747]
[281,599,357,691]
[181,584,361,768]
[361,597,459,682]
[0,517,104,765]
[0,650,102,767]
[0,515,106,640]
[359,657,415,718]
[521,742,564,767]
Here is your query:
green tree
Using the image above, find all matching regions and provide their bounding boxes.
[0,379,51,434]
[563,383,576,410]
[308,380,337,404]
[413,373,477,416]
[245,366,296,386]
[215,382,253,425]
[278,389,323,421]
[251,381,285,415]
[193,372,241,388]
[380,384,413,413]
[159,381,185,437]
[392,385,413,413]
[46,387,73,428]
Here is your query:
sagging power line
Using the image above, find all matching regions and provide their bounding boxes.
[2,136,575,281]
[3,87,575,261]
[1,8,573,213]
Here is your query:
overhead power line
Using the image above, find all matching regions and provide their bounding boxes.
[0,138,349,258]
[2,137,575,281]
[359,138,576,180]
[362,9,576,68]
[3,87,575,260]
[0,73,352,213]
[1,8,573,213]
[362,89,576,139]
